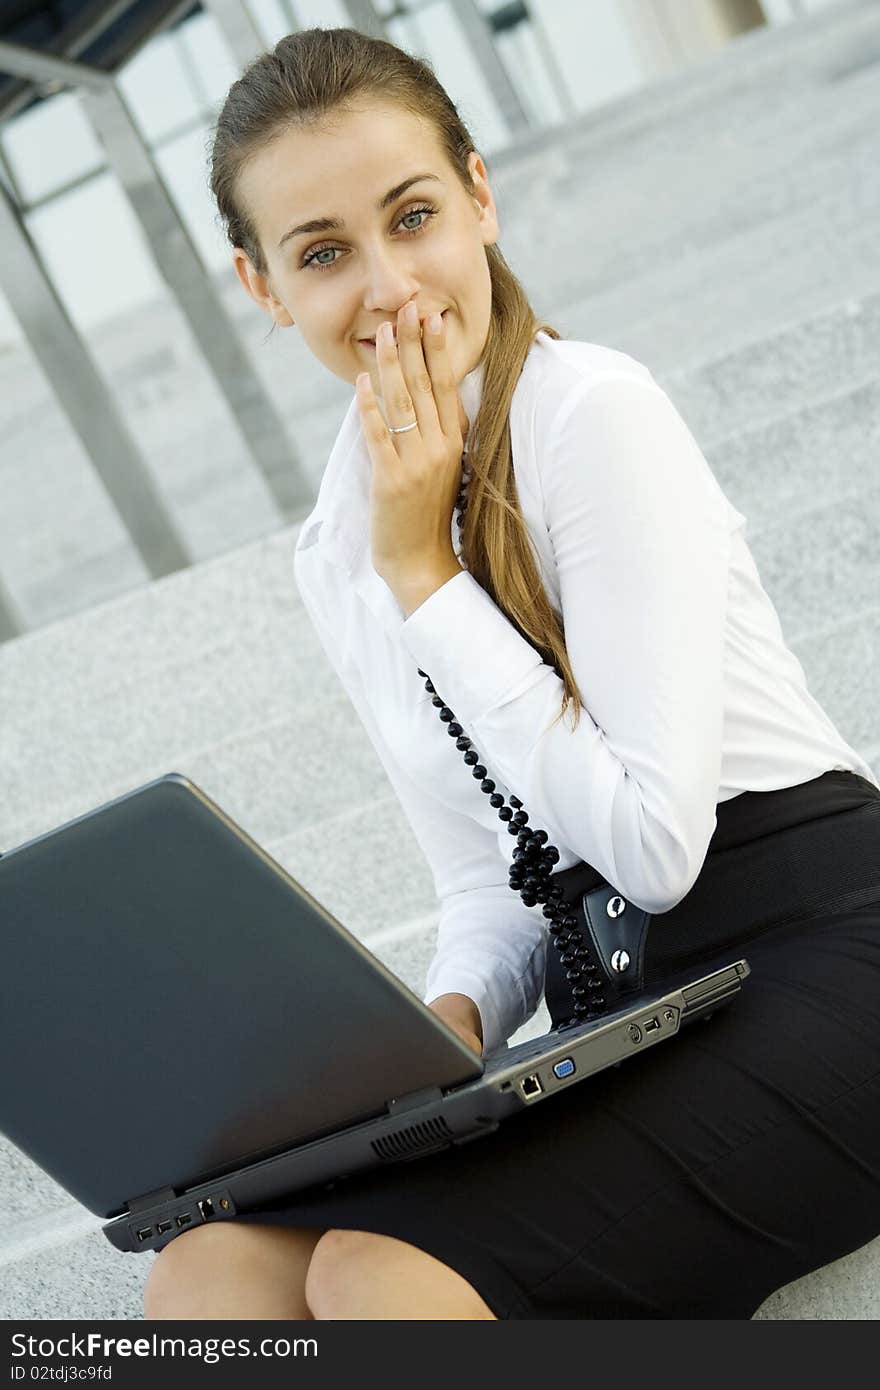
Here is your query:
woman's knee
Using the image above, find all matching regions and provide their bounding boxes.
[143,1222,222,1317]
[304,1228,496,1320]
[142,1220,325,1319]
[304,1229,377,1310]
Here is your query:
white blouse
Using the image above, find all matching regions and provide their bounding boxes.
[293,331,878,1056]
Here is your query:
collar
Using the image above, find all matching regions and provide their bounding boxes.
[295,356,486,635]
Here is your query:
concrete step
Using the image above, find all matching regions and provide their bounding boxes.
[553,192,880,374]
[494,54,879,308]
[490,0,880,175]
[655,292,880,447]
[705,378,880,543]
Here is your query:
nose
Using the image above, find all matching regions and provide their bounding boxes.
[360,245,420,318]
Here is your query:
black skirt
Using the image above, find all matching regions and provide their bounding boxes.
[232,770,880,1319]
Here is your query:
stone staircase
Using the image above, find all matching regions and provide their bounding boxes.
[1,0,878,1319]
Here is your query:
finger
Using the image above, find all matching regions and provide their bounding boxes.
[394,302,444,450]
[421,311,466,450]
[374,319,421,446]
[356,370,402,476]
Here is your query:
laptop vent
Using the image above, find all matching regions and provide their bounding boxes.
[372,1116,454,1162]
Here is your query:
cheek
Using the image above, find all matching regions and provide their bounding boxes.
[442,239,488,313]
[297,295,351,348]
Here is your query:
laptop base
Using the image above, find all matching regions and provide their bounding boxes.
[103,959,748,1254]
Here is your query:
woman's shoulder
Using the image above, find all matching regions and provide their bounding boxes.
[515,331,660,431]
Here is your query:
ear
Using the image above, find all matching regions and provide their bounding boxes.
[231,248,294,328]
[467,152,500,248]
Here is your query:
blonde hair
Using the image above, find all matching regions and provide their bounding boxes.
[210,26,586,732]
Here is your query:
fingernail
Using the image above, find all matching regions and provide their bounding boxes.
[404,302,417,325]
[428,312,443,334]
[380,321,393,343]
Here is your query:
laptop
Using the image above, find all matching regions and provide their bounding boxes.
[0,773,749,1255]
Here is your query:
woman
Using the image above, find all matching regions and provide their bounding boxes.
[143,27,880,1320]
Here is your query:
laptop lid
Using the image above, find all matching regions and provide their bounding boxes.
[0,774,483,1219]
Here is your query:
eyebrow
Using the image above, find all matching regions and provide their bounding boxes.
[277,173,443,250]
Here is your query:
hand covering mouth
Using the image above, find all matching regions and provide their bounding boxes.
[359,310,447,345]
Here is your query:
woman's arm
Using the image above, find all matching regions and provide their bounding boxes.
[397,373,734,915]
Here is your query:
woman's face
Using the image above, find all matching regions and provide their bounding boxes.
[232,100,500,397]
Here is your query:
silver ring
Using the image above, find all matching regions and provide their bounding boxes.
[388,420,418,434]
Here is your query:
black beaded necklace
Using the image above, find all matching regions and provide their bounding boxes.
[415,456,610,1027]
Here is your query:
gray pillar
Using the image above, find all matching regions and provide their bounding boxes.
[0,178,191,585]
[525,3,580,124]
[448,0,532,138]
[0,39,108,87]
[341,0,531,138]
[82,80,312,521]
[200,0,268,69]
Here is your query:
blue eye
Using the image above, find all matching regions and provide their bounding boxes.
[301,204,438,272]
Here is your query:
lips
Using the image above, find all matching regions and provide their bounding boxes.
[360,310,447,349]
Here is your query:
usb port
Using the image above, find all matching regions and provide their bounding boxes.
[553,1058,575,1079]
[176,1213,192,1227]
[136,1227,152,1242]
[644,1017,660,1033]
[156,1220,173,1234]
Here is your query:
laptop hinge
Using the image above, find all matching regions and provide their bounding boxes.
[386,1086,444,1116]
[126,1186,178,1214]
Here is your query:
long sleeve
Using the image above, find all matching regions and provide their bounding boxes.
[398,373,733,914]
[293,551,547,1056]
